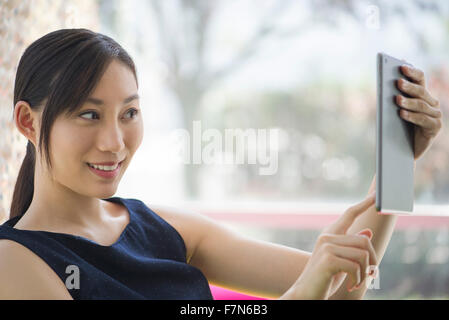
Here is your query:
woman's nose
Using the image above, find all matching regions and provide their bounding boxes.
[97,123,125,153]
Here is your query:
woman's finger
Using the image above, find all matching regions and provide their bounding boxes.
[396,96,442,119]
[400,110,442,132]
[397,78,439,107]
[323,243,370,288]
[325,193,376,235]
[327,255,361,291]
[400,65,425,86]
[318,233,378,267]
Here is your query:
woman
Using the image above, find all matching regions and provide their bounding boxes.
[0,29,442,300]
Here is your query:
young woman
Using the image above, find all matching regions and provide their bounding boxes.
[0,29,442,300]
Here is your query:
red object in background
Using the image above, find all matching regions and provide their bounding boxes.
[209,285,268,300]
[202,212,449,230]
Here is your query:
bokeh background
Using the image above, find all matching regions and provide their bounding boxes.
[1,0,449,299]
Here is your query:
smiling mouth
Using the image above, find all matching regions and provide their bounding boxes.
[86,160,124,171]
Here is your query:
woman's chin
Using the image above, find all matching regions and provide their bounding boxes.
[83,187,119,200]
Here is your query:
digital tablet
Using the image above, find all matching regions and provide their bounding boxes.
[376,52,415,215]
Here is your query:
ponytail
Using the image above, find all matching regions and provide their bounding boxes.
[10,141,36,219]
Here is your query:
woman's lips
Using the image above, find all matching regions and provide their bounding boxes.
[86,161,122,179]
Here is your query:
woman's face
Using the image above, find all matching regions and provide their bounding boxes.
[46,59,143,198]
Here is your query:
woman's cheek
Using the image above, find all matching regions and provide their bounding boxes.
[51,122,86,159]
[128,119,144,151]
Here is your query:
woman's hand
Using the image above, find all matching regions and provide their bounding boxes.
[280,193,378,300]
[396,65,442,160]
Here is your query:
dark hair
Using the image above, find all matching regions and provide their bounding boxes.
[10,28,138,219]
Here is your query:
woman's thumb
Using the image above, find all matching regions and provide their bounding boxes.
[357,228,373,240]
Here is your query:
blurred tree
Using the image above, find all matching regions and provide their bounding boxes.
[97,0,444,198]
[146,0,443,198]
[145,0,361,197]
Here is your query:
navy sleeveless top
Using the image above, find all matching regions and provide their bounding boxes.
[0,197,213,300]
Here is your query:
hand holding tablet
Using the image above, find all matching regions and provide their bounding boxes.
[376,53,442,215]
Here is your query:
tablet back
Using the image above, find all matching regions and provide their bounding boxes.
[376,52,415,215]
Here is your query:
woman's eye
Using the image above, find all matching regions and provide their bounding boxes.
[79,108,139,120]
[79,111,99,120]
[124,108,139,119]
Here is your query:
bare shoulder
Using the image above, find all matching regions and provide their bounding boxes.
[0,239,73,299]
[146,204,235,265]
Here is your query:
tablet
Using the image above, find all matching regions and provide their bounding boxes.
[376,52,415,215]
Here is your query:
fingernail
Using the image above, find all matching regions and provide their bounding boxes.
[359,233,370,239]
[402,65,412,73]
[369,268,378,278]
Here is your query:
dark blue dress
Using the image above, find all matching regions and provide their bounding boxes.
[0,197,213,300]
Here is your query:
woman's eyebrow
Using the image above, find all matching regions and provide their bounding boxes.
[86,93,140,106]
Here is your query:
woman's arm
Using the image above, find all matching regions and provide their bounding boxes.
[328,174,396,299]
[0,240,73,299]
[154,191,380,299]
[154,198,375,300]
[153,204,312,299]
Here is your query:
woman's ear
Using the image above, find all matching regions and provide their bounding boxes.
[14,101,40,147]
